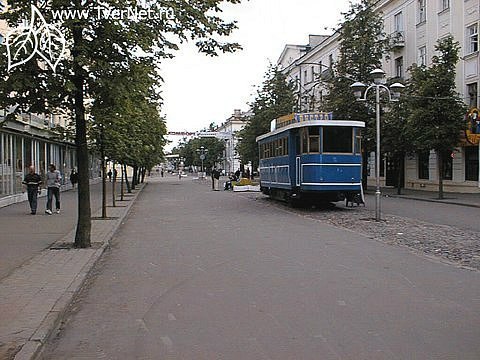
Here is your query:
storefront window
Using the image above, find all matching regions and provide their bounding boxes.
[418,151,430,179]
[465,146,478,181]
[443,154,452,180]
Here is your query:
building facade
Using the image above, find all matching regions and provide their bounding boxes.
[278,0,480,193]
[216,109,250,174]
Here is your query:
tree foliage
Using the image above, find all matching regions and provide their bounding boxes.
[172,137,225,171]
[237,65,296,169]
[403,36,466,198]
[0,0,242,247]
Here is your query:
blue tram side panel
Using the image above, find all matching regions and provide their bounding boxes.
[256,112,365,205]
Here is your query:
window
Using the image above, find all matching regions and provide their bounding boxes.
[465,146,479,181]
[328,54,334,69]
[323,127,353,153]
[308,127,320,153]
[418,151,429,179]
[301,129,308,154]
[418,46,427,66]
[467,24,478,54]
[311,66,315,81]
[395,56,404,78]
[440,0,449,12]
[443,154,452,180]
[418,0,426,24]
[354,129,362,154]
[394,12,404,32]
[0,34,4,45]
[467,83,478,108]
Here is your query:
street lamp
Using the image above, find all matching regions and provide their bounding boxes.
[196,146,208,179]
[350,68,405,221]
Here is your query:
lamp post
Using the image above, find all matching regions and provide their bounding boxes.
[351,68,405,221]
[196,146,208,179]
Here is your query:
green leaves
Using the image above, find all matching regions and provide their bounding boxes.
[404,36,465,154]
[237,65,296,168]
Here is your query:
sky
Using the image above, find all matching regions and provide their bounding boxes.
[161,0,354,150]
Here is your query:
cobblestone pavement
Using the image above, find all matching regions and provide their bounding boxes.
[244,193,480,271]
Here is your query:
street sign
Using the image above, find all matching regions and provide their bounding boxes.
[200,154,206,160]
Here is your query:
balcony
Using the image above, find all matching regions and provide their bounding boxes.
[390,31,405,49]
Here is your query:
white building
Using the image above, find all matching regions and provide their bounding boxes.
[216,109,250,174]
[278,0,480,193]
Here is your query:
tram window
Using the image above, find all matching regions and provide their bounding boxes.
[301,129,308,154]
[285,138,289,156]
[308,126,320,153]
[270,142,274,158]
[355,129,362,154]
[323,127,353,153]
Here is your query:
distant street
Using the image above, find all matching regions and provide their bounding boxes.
[43,176,480,360]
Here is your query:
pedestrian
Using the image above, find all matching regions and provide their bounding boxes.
[22,165,42,215]
[161,168,164,177]
[45,164,62,215]
[246,168,251,180]
[107,169,112,182]
[234,169,241,180]
[70,168,78,189]
[213,167,220,191]
[211,167,215,190]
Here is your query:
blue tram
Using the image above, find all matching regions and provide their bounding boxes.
[256,112,365,205]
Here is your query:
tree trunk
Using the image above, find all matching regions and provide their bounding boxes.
[72,20,91,248]
[124,164,131,193]
[141,168,146,183]
[120,163,125,201]
[438,152,444,200]
[101,151,107,218]
[132,165,137,190]
[112,163,116,208]
[396,153,404,195]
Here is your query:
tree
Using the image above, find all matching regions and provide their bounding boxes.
[404,36,466,199]
[172,137,225,172]
[0,1,242,247]
[237,65,296,169]
[323,0,389,187]
[382,96,415,194]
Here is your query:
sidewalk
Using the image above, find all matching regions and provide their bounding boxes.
[0,182,145,360]
[368,187,480,208]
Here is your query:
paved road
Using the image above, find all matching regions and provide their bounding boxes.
[43,176,480,359]
[0,182,111,280]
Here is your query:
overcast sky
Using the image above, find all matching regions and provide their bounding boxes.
[161,0,354,149]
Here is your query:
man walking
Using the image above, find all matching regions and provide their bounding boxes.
[45,164,62,215]
[22,166,42,215]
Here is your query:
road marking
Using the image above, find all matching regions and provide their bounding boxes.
[161,336,174,353]
[337,300,346,306]
[136,319,149,332]
[168,313,176,321]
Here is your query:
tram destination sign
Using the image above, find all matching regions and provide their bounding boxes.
[275,112,333,130]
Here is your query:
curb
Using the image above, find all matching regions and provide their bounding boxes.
[12,184,146,360]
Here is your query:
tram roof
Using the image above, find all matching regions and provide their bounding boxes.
[256,119,365,142]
